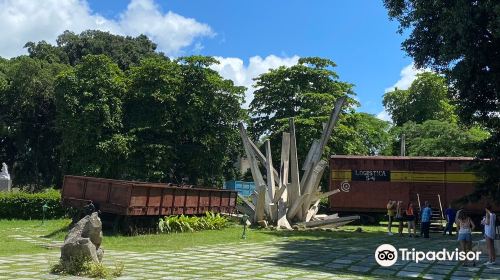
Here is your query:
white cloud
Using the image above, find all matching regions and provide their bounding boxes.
[376,109,392,122]
[379,62,431,122]
[211,55,300,107]
[384,62,427,92]
[0,0,213,58]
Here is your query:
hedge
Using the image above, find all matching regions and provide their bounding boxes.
[0,189,67,219]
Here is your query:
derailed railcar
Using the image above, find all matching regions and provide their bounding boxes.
[61,175,237,233]
[329,156,493,215]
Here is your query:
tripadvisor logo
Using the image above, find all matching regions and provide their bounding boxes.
[375,244,481,267]
[375,244,398,267]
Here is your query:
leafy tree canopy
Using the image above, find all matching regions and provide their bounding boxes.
[383,72,456,126]
[124,56,245,186]
[249,57,393,173]
[384,0,500,202]
[26,30,159,69]
[250,56,356,137]
[0,57,69,188]
[384,0,499,125]
[55,54,129,178]
[392,120,489,157]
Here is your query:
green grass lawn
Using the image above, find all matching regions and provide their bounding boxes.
[0,219,71,256]
[0,218,386,255]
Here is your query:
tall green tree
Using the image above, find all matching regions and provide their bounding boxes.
[250,57,355,136]
[349,112,392,156]
[124,57,181,181]
[0,57,69,188]
[27,30,159,70]
[170,56,245,186]
[55,55,130,178]
[392,120,489,157]
[384,0,500,202]
[383,72,456,126]
[124,56,245,186]
[249,57,359,162]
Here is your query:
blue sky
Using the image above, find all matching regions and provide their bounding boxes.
[0,0,421,119]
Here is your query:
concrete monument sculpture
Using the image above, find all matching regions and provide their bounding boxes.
[238,96,359,229]
[0,162,11,191]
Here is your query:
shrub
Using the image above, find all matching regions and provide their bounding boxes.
[158,212,229,234]
[50,255,123,278]
[0,189,66,219]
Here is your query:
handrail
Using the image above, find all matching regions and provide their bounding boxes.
[416,193,421,211]
[438,194,445,225]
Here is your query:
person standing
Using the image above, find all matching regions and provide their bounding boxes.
[387,199,396,236]
[421,201,432,238]
[406,202,416,237]
[457,210,476,266]
[482,205,496,265]
[396,201,404,236]
[443,204,456,235]
[455,208,463,235]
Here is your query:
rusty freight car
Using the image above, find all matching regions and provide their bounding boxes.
[61,175,237,233]
[329,156,493,220]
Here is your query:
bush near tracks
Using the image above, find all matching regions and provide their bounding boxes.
[158,212,229,234]
[0,189,66,219]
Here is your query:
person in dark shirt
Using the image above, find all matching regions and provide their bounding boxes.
[443,204,456,235]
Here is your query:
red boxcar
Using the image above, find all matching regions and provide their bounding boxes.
[62,175,237,216]
[329,156,494,215]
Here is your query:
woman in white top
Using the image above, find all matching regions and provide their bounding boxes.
[482,205,496,265]
[456,210,476,266]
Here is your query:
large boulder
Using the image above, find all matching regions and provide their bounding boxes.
[61,212,104,263]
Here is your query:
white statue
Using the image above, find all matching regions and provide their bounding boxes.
[0,163,10,180]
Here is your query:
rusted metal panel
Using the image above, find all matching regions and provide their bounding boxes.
[329,156,491,214]
[146,187,162,215]
[161,188,174,215]
[198,190,211,213]
[109,184,130,206]
[61,175,237,216]
[62,176,85,198]
[85,181,110,204]
[172,188,186,214]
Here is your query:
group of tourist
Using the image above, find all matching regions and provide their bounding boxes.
[386,200,423,238]
[386,199,497,266]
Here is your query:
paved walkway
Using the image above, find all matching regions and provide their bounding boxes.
[0,233,499,279]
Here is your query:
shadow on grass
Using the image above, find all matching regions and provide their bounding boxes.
[42,224,71,238]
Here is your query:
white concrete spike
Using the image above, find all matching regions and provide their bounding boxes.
[300,160,327,220]
[279,132,290,208]
[302,139,318,171]
[276,198,291,230]
[265,140,277,221]
[287,192,309,220]
[239,124,270,220]
[305,199,321,222]
[288,118,301,207]
[264,140,276,201]
[248,139,280,185]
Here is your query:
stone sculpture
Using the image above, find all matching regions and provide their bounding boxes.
[0,163,10,179]
[0,162,11,191]
[60,212,104,263]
